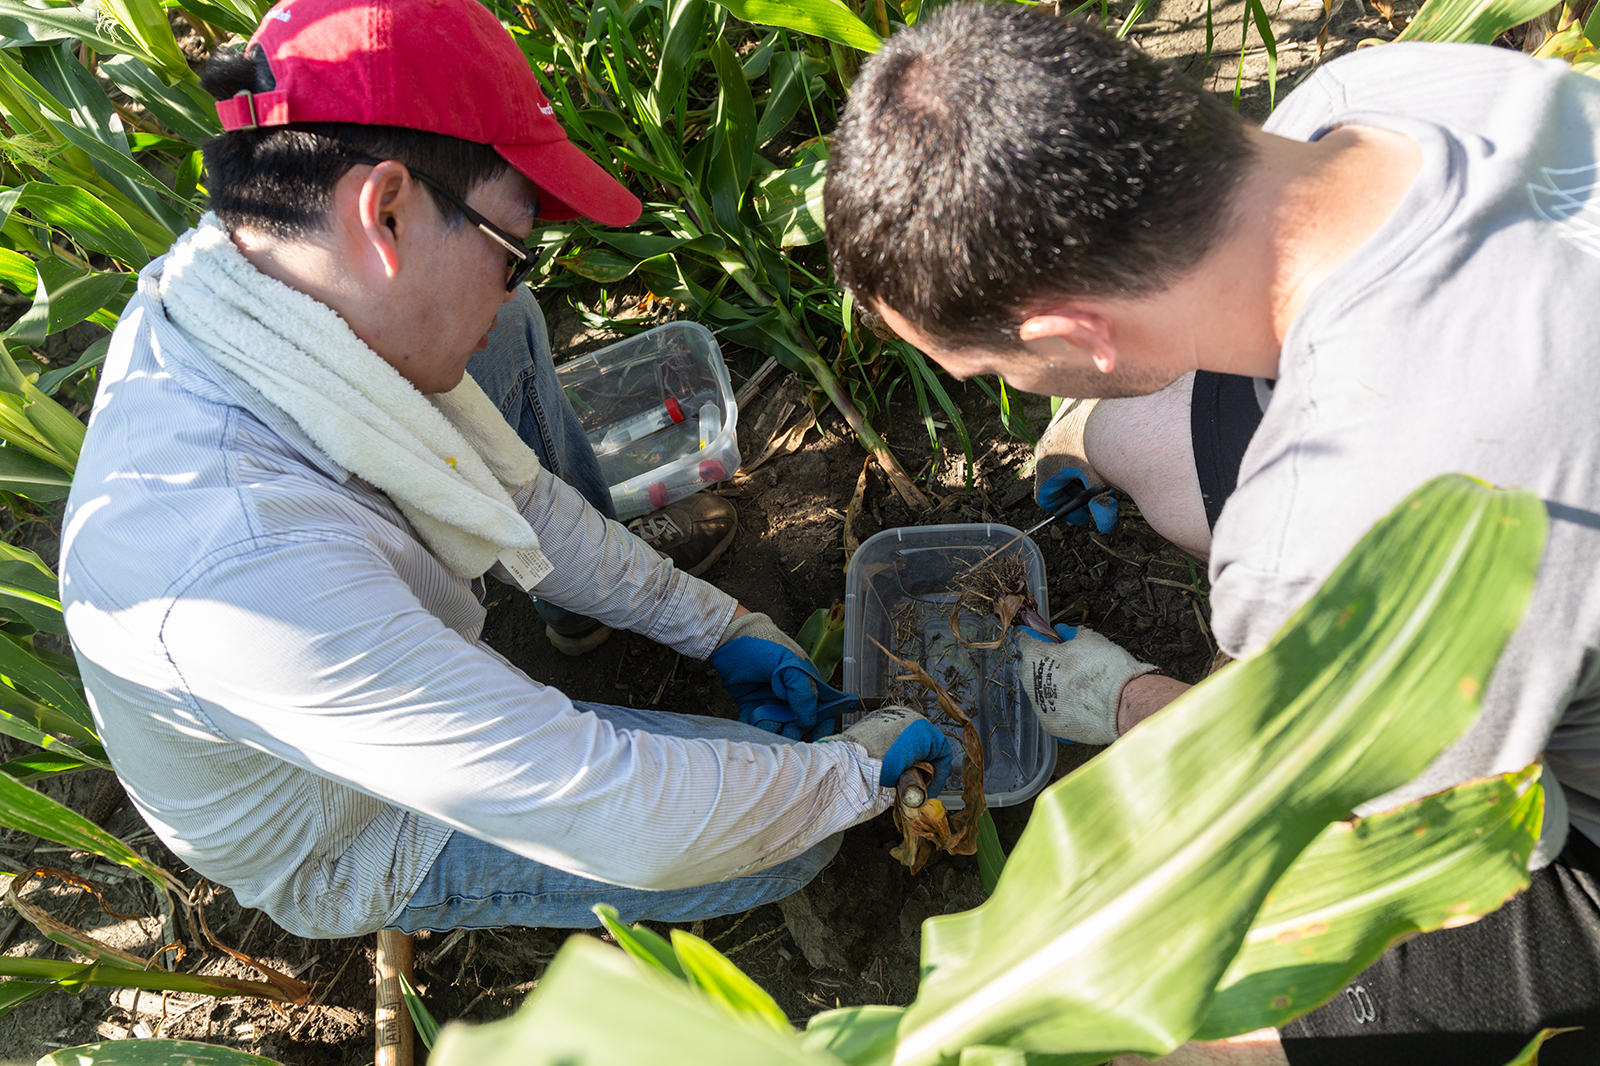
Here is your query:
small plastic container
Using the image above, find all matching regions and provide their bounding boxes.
[843,524,1057,809]
[555,323,741,521]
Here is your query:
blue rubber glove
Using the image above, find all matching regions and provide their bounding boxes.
[1019,622,1078,643]
[879,718,955,796]
[709,617,857,741]
[1037,465,1117,534]
[832,707,955,797]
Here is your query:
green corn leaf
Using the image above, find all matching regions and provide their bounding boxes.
[654,0,708,119]
[742,28,780,77]
[0,749,106,781]
[0,628,92,732]
[6,257,129,346]
[755,160,827,248]
[0,675,99,747]
[0,247,36,296]
[577,107,631,140]
[398,971,441,1051]
[8,183,149,268]
[0,699,109,772]
[99,55,222,147]
[99,0,194,82]
[0,975,59,1014]
[670,928,790,1032]
[0,769,183,893]
[37,113,192,232]
[901,341,972,470]
[802,1005,905,1066]
[1244,0,1278,110]
[709,0,882,53]
[164,0,267,39]
[795,602,845,682]
[1500,1027,1582,1066]
[0,444,72,499]
[429,937,829,1066]
[38,335,111,397]
[757,50,826,147]
[592,231,697,259]
[19,42,128,156]
[557,248,640,282]
[1197,763,1543,1037]
[593,902,688,980]
[0,0,156,61]
[0,541,66,633]
[39,1041,285,1066]
[893,475,1545,1065]
[1396,0,1559,42]
[709,38,755,237]
[975,811,1006,896]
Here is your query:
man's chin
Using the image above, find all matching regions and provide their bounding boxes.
[1024,368,1184,400]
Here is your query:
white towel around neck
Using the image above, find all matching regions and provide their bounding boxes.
[157,214,547,580]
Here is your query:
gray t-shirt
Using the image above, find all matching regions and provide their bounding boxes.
[1209,43,1600,862]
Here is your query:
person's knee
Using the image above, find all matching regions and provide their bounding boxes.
[1083,373,1212,558]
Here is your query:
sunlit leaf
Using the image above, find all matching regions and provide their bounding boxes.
[755,160,826,248]
[709,0,882,53]
[894,476,1545,1065]
[1396,0,1558,42]
[1197,764,1543,1037]
[429,937,829,1066]
[0,770,183,893]
[557,248,639,282]
[39,1041,284,1066]
[0,444,70,500]
[803,1006,905,1066]
[593,902,687,980]
[671,928,790,1031]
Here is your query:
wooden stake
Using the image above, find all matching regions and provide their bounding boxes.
[375,930,414,1066]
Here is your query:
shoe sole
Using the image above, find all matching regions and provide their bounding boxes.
[545,624,614,656]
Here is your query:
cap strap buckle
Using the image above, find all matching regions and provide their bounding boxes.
[233,89,258,130]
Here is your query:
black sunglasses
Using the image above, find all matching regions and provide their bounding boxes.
[340,153,540,292]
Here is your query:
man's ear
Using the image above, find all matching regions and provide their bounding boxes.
[351,161,415,280]
[1018,311,1117,374]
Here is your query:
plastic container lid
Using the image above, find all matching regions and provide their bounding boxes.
[844,523,1057,809]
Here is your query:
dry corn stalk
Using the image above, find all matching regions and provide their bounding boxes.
[875,641,988,873]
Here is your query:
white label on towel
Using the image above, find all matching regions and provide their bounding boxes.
[498,545,554,590]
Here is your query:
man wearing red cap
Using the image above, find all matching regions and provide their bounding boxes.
[57,0,954,940]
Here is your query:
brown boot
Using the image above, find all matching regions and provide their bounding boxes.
[627,491,738,577]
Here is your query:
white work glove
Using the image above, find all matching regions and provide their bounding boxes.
[716,610,806,655]
[1015,624,1158,745]
[827,706,955,796]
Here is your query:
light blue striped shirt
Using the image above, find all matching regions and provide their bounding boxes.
[60,258,888,937]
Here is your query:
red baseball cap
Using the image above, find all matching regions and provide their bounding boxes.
[215,0,642,227]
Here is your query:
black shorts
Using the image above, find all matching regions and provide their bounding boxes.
[1280,830,1600,1066]
[1189,369,1266,530]
[1190,372,1600,1063]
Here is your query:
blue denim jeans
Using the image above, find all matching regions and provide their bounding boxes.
[466,290,616,634]
[389,702,843,931]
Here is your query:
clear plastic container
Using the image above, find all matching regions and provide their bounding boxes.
[555,323,741,521]
[843,524,1057,809]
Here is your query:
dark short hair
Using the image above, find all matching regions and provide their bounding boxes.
[199,47,510,238]
[825,4,1254,351]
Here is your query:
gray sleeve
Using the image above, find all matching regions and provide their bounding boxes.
[500,472,737,660]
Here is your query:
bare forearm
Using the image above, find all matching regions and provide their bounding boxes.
[1116,672,1193,734]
